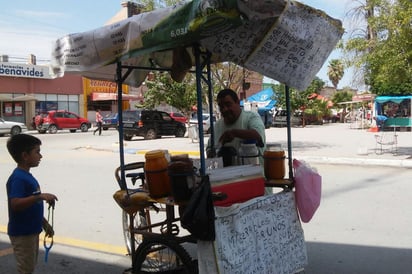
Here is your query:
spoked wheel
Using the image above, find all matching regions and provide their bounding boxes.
[123,210,147,255]
[133,237,197,274]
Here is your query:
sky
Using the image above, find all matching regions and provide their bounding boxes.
[0,0,356,89]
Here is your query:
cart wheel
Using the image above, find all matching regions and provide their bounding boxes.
[123,210,147,255]
[133,237,197,274]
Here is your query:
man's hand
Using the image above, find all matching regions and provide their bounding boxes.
[42,219,54,237]
[219,129,236,145]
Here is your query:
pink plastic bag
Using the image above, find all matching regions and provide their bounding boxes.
[293,159,322,223]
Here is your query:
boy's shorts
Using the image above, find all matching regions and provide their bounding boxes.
[9,234,39,274]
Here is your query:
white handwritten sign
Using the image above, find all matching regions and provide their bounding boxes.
[201,1,343,90]
[198,191,307,274]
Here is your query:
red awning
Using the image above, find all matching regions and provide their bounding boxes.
[91,92,142,101]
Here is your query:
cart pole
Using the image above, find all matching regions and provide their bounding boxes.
[194,44,207,176]
[116,61,127,190]
[285,85,293,179]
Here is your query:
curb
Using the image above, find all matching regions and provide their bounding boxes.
[296,156,412,168]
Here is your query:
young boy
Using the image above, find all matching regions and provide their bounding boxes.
[6,134,58,274]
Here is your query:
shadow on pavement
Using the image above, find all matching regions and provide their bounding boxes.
[3,236,412,273]
[305,241,412,274]
[0,238,131,274]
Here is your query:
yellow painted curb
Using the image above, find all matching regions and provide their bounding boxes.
[1,225,127,256]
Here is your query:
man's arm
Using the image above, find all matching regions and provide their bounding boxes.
[218,128,263,146]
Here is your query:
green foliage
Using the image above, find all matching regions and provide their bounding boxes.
[343,0,412,94]
[143,72,198,116]
[137,0,179,11]
[304,98,330,122]
[327,59,345,89]
[331,91,353,105]
[371,82,412,96]
[271,77,325,112]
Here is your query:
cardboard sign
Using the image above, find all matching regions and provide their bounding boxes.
[198,191,307,273]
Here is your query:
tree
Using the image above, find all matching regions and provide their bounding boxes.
[331,90,353,106]
[327,59,345,89]
[143,72,198,118]
[270,77,329,126]
[342,0,412,95]
[271,77,325,113]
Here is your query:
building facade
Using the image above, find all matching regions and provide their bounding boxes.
[0,59,84,127]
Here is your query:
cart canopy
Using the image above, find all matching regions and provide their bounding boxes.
[50,0,343,91]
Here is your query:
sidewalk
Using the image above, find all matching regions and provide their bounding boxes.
[264,123,412,168]
[87,122,412,168]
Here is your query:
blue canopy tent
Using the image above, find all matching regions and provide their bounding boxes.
[374,95,412,128]
[240,88,276,128]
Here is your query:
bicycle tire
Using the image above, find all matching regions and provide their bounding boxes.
[123,210,147,255]
[133,237,197,274]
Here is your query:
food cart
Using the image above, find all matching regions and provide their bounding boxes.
[374,95,412,129]
[50,0,343,273]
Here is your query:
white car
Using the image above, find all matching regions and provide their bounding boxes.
[0,118,28,136]
[189,113,216,134]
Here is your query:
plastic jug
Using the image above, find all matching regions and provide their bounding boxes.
[217,146,238,167]
[144,150,171,198]
[263,144,286,180]
[238,139,260,165]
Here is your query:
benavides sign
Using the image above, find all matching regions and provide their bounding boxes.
[0,62,52,79]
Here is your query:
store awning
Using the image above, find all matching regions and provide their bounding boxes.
[91,92,142,101]
[12,95,38,101]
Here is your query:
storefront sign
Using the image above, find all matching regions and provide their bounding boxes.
[0,62,52,79]
[91,92,141,101]
[14,103,23,116]
[4,103,12,116]
[83,78,129,95]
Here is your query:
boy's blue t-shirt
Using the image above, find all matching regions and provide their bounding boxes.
[6,168,43,236]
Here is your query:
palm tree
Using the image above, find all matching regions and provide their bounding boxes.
[327,59,345,89]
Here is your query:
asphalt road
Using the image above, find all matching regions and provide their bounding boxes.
[0,125,411,273]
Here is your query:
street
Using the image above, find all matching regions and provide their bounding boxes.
[0,126,412,273]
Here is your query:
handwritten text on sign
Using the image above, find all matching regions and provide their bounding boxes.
[212,191,307,274]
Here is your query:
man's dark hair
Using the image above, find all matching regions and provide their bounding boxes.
[217,89,239,103]
[7,134,41,163]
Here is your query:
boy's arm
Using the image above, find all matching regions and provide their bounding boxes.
[9,192,57,212]
[9,194,42,212]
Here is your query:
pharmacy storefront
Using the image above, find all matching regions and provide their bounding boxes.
[0,61,84,127]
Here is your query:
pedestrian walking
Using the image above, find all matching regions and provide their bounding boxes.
[94,109,103,136]
[6,134,58,274]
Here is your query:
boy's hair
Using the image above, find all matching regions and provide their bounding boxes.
[7,134,42,163]
[217,89,239,103]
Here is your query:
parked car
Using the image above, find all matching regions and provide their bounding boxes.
[122,110,186,140]
[0,118,28,136]
[168,112,188,124]
[323,109,340,123]
[189,113,216,134]
[272,110,302,127]
[35,110,91,134]
[102,112,119,130]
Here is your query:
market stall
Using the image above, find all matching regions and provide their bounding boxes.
[374,95,412,129]
[50,0,342,272]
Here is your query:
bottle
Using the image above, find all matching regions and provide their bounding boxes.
[238,139,260,166]
[263,144,286,180]
[144,150,171,198]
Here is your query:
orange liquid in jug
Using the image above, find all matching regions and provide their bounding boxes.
[263,150,286,180]
[144,150,171,198]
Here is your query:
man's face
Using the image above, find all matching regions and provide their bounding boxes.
[218,95,241,125]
